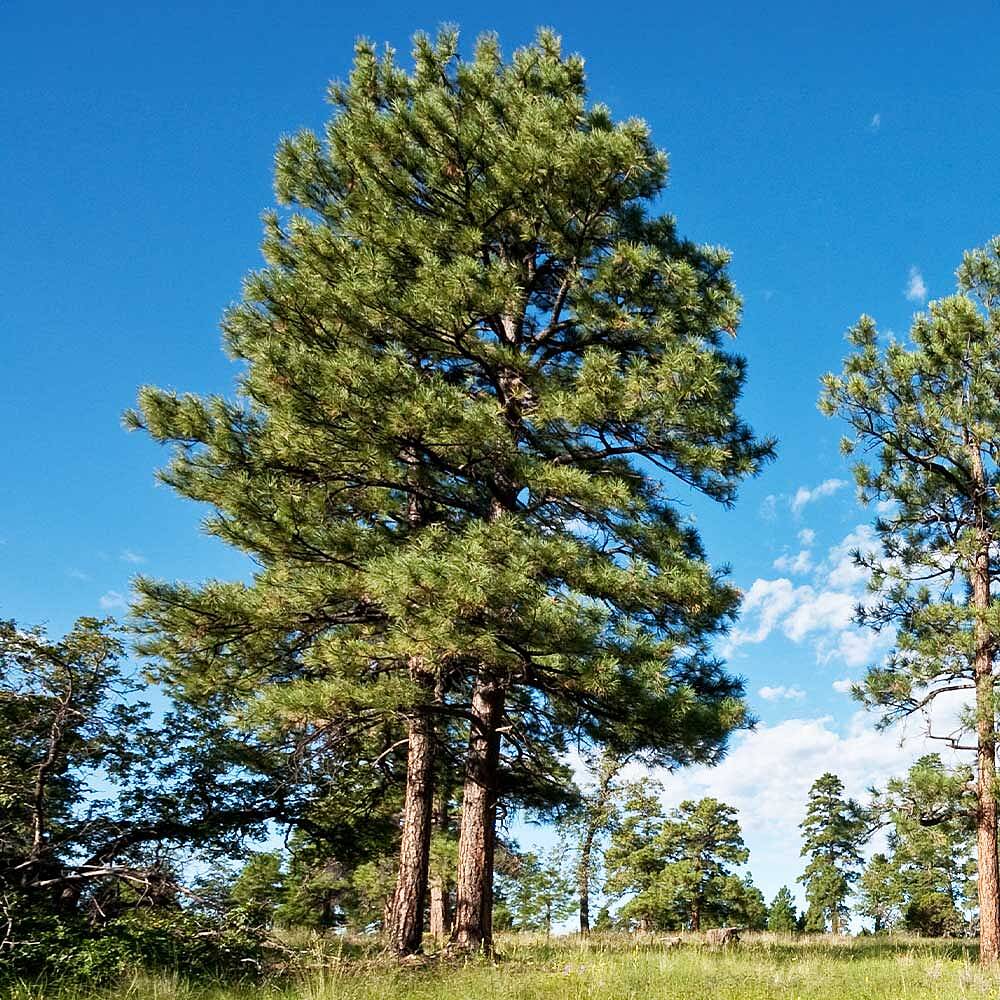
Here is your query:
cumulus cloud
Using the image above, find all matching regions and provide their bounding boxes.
[759,685,806,702]
[773,549,813,574]
[906,266,928,303]
[729,578,800,646]
[99,590,127,610]
[832,678,855,694]
[728,524,892,669]
[798,529,816,547]
[790,479,847,515]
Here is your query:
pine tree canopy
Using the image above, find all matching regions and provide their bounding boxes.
[820,238,1000,729]
[127,28,773,787]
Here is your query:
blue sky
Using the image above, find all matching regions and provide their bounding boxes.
[3,1,999,916]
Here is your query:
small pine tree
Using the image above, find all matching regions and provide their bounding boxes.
[767,886,798,932]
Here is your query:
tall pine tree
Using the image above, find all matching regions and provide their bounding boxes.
[129,28,772,955]
[821,237,1000,961]
[798,773,866,934]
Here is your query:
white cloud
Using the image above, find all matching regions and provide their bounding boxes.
[870,113,881,131]
[67,569,91,582]
[99,590,127,610]
[832,678,855,694]
[729,578,801,646]
[790,478,847,515]
[759,685,806,701]
[906,266,928,304]
[783,589,856,641]
[729,524,893,668]
[773,549,813,574]
[821,524,878,590]
[760,494,778,520]
[120,549,146,564]
[798,529,816,547]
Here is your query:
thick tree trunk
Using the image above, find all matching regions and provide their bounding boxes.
[387,666,436,956]
[450,672,504,953]
[970,447,1000,966]
[429,796,451,940]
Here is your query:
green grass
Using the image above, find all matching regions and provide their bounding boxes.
[7,932,1000,1000]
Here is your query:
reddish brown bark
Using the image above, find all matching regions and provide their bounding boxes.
[450,672,504,953]
[387,666,436,956]
[970,445,1000,966]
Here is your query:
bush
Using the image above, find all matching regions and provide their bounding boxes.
[0,898,268,985]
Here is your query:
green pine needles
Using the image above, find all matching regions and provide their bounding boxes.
[127,27,772,955]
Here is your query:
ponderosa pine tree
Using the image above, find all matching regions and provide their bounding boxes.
[798,773,866,934]
[606,795,751,930]
[882,755,976,936]
[821,237,1000,961]
[129,27,771,955]
[856,853,900,933]
[767,886,798,932]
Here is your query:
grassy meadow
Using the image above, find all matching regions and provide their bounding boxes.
[7,932,1000,1000]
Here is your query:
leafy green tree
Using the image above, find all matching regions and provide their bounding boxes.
[607,796,750,930]
[767,886,798,932]
[798,773,866,934]
[0,616,341,974]
[229,852,286,928]
[881,755,976,936]
[593,905,614,931]
[130,27,770,955]
[821,236,1000,962]
[603,779,666,930]
[273,832,351,929]
[720,874,767,930]
[499,848,575,936]
[559,750,631,933]
[856,853,901,933]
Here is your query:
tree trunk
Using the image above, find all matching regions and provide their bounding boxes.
[831,905,840,936]
[387,666,436,956]
[970,446,1000,966]
[578,828,595,934]
[429,795,451,940]
[450,671,504,953]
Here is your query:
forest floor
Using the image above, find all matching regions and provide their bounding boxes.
[9,931,999,1000]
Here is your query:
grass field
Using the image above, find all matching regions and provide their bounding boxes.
[6,932,999,1000]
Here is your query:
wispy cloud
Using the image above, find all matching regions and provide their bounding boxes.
[905,266,928,303]
[869,112,881,131]
[759,685,806,702]
[120,549,146,565]
[67,569,91,582]
[790,478,847,515]
[99,590,127,610]
[798,529,816,547]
